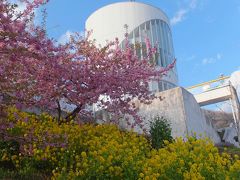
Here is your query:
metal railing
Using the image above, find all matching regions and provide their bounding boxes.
[187,76,230,95]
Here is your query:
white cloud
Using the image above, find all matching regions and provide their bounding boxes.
[186,55,196,61]
[202,57,215,65]
[206,16,216,24]
[202,53,222,65]
[217,53,222,60]
[170,9,188,25]
[58,31,75,44]
[189,0,198,9]
[171,0,199,25]
[58,31,85,45]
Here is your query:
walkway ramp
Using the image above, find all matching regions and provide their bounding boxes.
[187,76,240,144]
[194,85,232,106]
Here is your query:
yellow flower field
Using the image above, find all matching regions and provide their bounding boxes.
[0,107,240,179]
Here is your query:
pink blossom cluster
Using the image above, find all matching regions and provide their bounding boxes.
[0,0,175,128]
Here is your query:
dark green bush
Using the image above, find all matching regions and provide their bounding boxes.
[149,116,173,149]
[0,140,20,156]
[0,140,20,170]
[0,168,49,180]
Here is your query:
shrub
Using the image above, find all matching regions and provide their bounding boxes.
[1,107,150,179]
[149,116,173,149]
[141,137,230,179]
[0,107,240,179]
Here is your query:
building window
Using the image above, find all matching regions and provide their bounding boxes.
[129,32,133,39]
[158,81,163,91]
[142,42,147,58]
[163,82,168,90]
[120,19,175,69]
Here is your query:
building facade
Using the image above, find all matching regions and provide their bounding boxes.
[86,1,178,92]
[85,2,223,143]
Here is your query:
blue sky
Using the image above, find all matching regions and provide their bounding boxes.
[40,0,240,87]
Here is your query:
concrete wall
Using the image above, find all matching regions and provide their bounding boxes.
[133,87,221,143]
[182,88,220,141]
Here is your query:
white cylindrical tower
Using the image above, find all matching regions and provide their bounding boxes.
[86,2,178,91]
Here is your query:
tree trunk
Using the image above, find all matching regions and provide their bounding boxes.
[56,100,62,124]
[64,105,82,123]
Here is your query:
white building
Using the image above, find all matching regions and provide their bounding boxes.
[86,1,178,92]
[85,1,221,143]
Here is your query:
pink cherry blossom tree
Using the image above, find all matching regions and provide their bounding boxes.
[0,0,67,108]
[0,0,175,128]
[59,34,175,126]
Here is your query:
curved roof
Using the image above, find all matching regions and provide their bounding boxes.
[86,1,170,24]
[86,1,171,46]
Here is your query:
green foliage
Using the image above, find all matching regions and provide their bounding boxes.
[7,126,24,136]
[149,116,173,149]
[0,140,20,156]
[1,108,240,179]
[0,168,49,180]
[0,140,20,170]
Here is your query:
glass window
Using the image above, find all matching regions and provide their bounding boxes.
[129,32,133,40]
[140,23,145,31]
[165,24,169,53]
[136,49,141,58]
[162,22,167,53]
[168,55,172,64]
[151,19,155,26]
[142,42,147,58]
[146,21,152,42]
[146,21,150,30]
[157,24,161,45]
[140,23,146,41]
[134,27,140,43]
[156,51,161,66]
[146,26,152,45]
[169,33,174,56]
[156,22,161,47]
[154,53,159,65]
[121,40,125,49]
[168,84,172,89]
[160,48,164,67]
[166,24,170,53]
[158,81,163,91]
[129,37,134,45]
[160,21,165,50]
[130,44,134,51]
[163,82,168,90]
[134,27,139,38]
[165,23,172,53]
[135,41,141,58]
[119,19,175,69]
[151,20,157,45]
[164,50,168,66]
[166,27,172,54]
